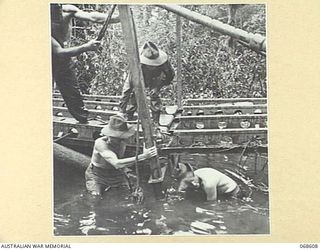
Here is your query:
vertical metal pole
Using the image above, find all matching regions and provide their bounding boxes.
[118,5,164,198]
[176,15,182,108]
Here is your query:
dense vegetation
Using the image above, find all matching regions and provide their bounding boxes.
[69,4,266,100]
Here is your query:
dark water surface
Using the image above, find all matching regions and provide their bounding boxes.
[54,153,269,235]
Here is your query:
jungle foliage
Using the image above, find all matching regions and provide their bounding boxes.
[69,4,267,100]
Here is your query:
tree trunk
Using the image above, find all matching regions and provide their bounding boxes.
[143,5,152,26]
[53,143,91,173]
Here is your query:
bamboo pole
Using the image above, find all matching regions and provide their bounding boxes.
[176,15,182,108]
[227,4,237,49]
[156,4,266,53]
[118,6,163,188]
[96,4,117,41]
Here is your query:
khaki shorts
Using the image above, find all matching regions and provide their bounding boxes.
[85,164,128,195]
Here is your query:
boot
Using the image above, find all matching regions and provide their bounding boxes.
[152,111,160,127]
[128,113,136,121]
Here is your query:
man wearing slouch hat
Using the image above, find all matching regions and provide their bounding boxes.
[85,114,158,196]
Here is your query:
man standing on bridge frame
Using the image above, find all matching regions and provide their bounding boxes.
[51,4,120,123]
[119,41,175,125]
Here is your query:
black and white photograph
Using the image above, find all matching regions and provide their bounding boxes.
[52,3,269,236]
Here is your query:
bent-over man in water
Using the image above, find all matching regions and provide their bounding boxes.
[175,163,240,201]
[85,114,158,196]
[51,4,119,123]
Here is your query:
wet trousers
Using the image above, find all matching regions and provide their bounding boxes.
[119,79,162,122]
[85,163,129,195]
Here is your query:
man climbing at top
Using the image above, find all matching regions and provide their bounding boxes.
[51,4,119,123]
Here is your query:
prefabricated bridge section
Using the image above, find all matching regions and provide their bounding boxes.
[53,92,268,155]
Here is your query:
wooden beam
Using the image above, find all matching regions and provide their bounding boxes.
[169,128,268,147]
[118,5,162,182]
[53,98,120,110]
[176,114,267,129]
[53,118,140,137]
[184,97,267,106]
[182,104,267,115]
[160,145,268,154]
[54,92,266,106]
[156,4,266,52]
[53,106,118,121]
[53,92,172,105]
[53,92,121,102]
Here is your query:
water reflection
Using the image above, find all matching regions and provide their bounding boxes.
[79,211,97,235]
[54,153,269,235]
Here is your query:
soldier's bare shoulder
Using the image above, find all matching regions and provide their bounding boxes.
[95,137,109,150]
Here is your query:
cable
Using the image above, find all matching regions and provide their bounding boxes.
[135,118,141,187]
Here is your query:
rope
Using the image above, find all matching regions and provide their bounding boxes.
[123,119,141,195]
[130,118,144,204]
[135,118,141,187]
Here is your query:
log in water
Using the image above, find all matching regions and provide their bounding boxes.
[53,143,90,172]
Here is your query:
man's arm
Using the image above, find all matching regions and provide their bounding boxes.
[160,61,175,86]
[63,4,120,24]
[51,37,100,58]
[196,170,218,201]
[96,142,157,170]
[203,185,217,201]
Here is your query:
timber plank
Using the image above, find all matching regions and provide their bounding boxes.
[182,104,267,115]
[184,98,267,106]
[176,114,267,129]
[53,118,141,143]
[53,92,171,104]
[53,92,121,102]
[53,92,266,106]
[53,98,120,110]
[160,145,268,154]
[53,106,119,121]
[169,128,268,146]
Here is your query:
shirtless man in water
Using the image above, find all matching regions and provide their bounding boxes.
[175,163,240,201]
[85,114,158,196]
[51,4,119,123]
